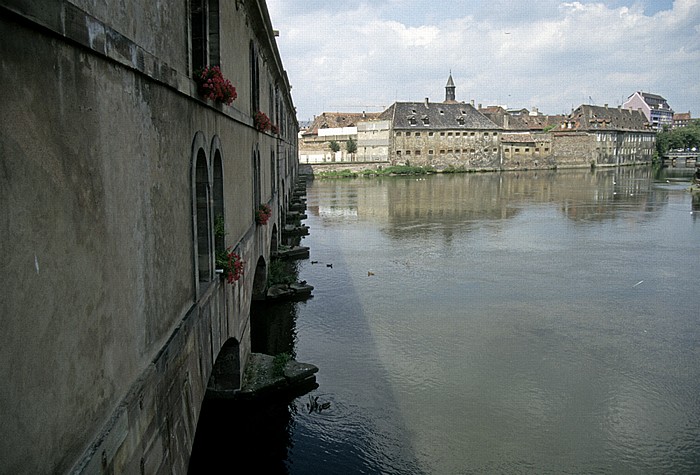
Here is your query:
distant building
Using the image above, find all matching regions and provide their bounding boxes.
[298,112,379,163]
[554,104,655,165]
[673,112,692,128]
[380,74,502,169]
[357,120,392,162]
[479,105,565,132]
[623,91,674,130]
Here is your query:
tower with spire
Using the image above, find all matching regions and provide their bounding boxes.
[445,72,456,103]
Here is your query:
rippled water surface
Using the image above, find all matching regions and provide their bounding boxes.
[196,167,700,474]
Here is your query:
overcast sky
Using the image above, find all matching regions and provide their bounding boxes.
[266,0,700,121]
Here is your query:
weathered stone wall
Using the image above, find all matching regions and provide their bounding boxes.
[392,129,502,169]
[0,1,297,473]
[550,132,597,166]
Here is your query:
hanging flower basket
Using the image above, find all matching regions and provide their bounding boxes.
[254,111,273,132]
[216,247,244,284]
[255,204,272,225]
[195,66,237,105]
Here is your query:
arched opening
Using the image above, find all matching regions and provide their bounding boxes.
[270,224,278,256]
[252,147,261,221]
[194,149,212,285]
[207,338,241,394]
[251,256,267,301]
[212,144,224,254]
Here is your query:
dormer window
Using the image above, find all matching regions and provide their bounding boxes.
[457,116,465,125]
[439,109,445,115]
[408,116,417,126]
[422,116,430,125]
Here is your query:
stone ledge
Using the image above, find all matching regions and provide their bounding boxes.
[206,353,318,401]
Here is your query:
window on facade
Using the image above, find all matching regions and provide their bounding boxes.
[470,132,475,136]
[440,132,445,136]
[440,150,445,154]
[447,149,453,154]
[429,132,434,136]
[493,148,498,152]
[544,148,550,152]
[447,132,453,137]
[415,150,421,155]
[415,132,421,137]
[428,150,434,154]
[515,148,520,152]
[252,148,260,220]
[270,150,276,196]
[213,149,224,255]
[406,150,411,155]
[525,148,530,152]
[190,0,220,73]
[250,40,260,113]
[397,150,402,155]
[195,150,212,283]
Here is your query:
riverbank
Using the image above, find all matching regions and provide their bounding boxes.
[301,160,655,178]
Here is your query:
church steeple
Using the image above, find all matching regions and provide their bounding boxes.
[445,72,456,103]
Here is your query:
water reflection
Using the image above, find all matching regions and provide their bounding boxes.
[290,166,699,474]
[193,166,700,474]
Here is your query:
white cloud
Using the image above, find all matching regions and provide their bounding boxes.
[267,0,700,120]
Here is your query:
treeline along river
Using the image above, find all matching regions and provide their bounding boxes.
[192,166,700,474]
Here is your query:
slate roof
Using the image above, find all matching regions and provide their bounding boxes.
[479,106,565,131]
[379,101,500,130]
[564,105,650,132]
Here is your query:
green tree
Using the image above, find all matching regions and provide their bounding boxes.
[656,119,700,156]
[329,140,340,153]
[346,137,357,154]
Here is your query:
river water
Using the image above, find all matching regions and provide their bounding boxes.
[192,166,700,474]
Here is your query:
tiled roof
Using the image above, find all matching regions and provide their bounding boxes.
[564,105,650,131]
[380,101,500,130]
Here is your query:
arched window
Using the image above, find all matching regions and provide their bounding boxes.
[191,132,213,295]
[249,40,260,114]
[195,150,212,283]
[211,138,224,254]
[252,147,261,217]
[270,149,276,196]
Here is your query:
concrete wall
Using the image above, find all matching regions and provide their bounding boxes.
[0,0,297,473]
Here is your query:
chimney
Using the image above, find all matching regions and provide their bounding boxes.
[478,103,482,110]
[604,103,608,109]
[470,99,475,106]
[425,97,429,107]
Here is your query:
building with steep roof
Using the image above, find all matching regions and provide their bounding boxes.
[379,75,502,169]
[623,91,673,130]
[554,104,655,165]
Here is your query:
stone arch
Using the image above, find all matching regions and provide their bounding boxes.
[207,337,242,394]
[270,224,278,256]
[211,136,225,254]
[191,131,212,295]
[251,255,267,301]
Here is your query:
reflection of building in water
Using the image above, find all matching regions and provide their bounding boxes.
[310,168,669,242]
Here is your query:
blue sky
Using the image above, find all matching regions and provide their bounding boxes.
[266,0,699,121]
